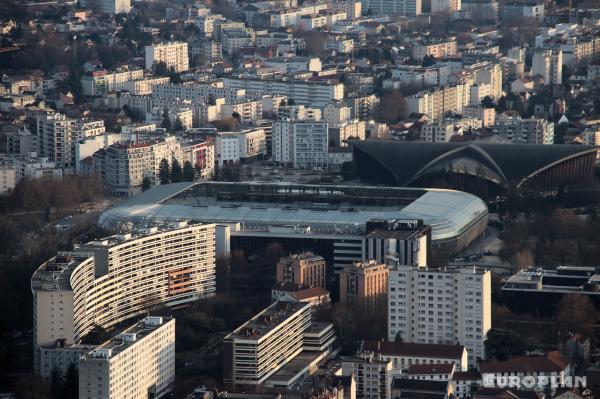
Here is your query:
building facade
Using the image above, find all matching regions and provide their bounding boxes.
[32,224,215,373]
[387,265,491,366]
[79,317,175,399]
[340,260,389,309]
[273,120,329,168]
[145,42,190,72]
[276,252,327,288]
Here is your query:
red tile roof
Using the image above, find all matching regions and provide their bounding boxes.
[453,370,482,381]
[363,340,466,359]
[480,351,569,374]
[407,363,455,375]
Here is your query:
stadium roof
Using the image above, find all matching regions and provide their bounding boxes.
[99,182,488,243]
[351,140,598,189]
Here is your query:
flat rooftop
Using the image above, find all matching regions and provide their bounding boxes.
[99,182,488,242]
[84,317,172,361]
[31,252,93,292]
[225,301,310,341]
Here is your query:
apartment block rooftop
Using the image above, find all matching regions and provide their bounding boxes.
[225,301,311,341]
[31,252,93,292]
[31,221,203,292]
[81,317,173,361]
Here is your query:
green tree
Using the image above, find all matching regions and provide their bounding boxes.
[481,96,495,108]
[62,363,78,399]
[161,108,171,130]
[421,54,436,67]
[152,61,169,76]
[141,176,152,191]
[158,158,170,184]
[183,161,195,182]
[484,328,527,361]
[173,117,184,132]
[171,159,183,183]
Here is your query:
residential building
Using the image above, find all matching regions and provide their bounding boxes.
[362,341,468,375]
[93,136,214,196]
[387,265,491,366]
[502,1,544,22]
[462,106,495,128]
[431,0,461,12]
[273,120,329,168]
[220,99,263,125]
[276,252,327,288]
[80,0,130,14]
[391,379,452,399]
[0,157,16,193]
[363,0,421,15]
[215,128,266,166]
[38,342,95,380]
[79,317,175,399]
[452,370,482,399]
[329,120,366,147]
[531,49,563,85]
[278,105,322,121]
[32,223,216,373]
[493,116,554,144]
[406,83,472,121]
[6,125,38,155]
[406,363,455,381]
[13,153,63,182]
[36,112,78,168]
[145,42,189,72]
[341,351,393,399]
[222,301,313,387]
[264,57,322,74]
[339,260,389,309]
[421,122,457,142]
[223,77,344,107]
[413,41,457,61]
[479,352,570,396]
[81,68,145,96]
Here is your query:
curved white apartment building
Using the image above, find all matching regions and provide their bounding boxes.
[32,223,215,372]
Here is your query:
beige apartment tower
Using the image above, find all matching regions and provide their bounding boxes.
[340,260,389,309]
[79,317,175,399]
[276,252,327,288]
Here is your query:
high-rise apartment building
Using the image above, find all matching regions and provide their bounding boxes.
[273,120,329,168]
[32,224,215,373]
[80,0,130,14]
[387,265,491,366]
[145,42,189,72]
[493,116,554,144]
[531,49,562,85]
[223,301,313,387]
[276,252,327,288]
[36,112,77,168]
[94,136,215,196]
[342,351,393,399]
[0,157,15,194]
[340,260,389,309]
[215,129,266,166]
[361,0,421,16]
[79,317,175,399]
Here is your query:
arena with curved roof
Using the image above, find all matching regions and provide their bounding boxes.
[351,140,598,193]
[99,182,489,273]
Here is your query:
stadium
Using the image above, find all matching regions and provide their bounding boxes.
[351,140,599,194]
[99,182,488,274]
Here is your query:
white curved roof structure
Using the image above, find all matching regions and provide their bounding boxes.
[100,182,488,246]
